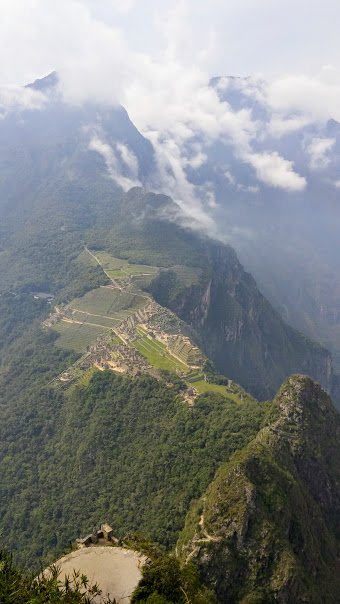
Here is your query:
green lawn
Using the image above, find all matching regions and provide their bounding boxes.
[124,264,159,276]
[51,285,149,352]
[133,330,188,373]
[111,334,123,345]
[70,287,147,317]
[93,251,127,271]
[107,270,128,279]
[193,379,243,403]
[50,275,152,354]
[93,251,159,279]
[53,322,106,353]
[69,310,120,329]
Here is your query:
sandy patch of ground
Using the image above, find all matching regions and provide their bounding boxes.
[53,546,146,603]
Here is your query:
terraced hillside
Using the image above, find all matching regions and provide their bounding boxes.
[44,250,154,352]
[43,249,247,403]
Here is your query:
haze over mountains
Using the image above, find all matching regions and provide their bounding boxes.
[14,70,340,375]
[2,3,340,602]
[0,71,339,402]
[2,63,340,602]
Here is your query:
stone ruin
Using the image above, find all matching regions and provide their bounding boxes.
[76,523,119,549]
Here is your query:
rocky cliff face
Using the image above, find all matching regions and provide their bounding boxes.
[151,237,338,402]
[178,375,340,603]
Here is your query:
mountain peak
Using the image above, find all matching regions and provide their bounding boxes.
[274,374,338,438]
[25,71,59,91]
[178,374,340,603]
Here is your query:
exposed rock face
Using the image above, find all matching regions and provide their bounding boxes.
[151,236,338,401]
[178,376,340,603]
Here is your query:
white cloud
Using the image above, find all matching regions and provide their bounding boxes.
[80,0,136,17]
[88,135,142,190]
[268,115,311,138]
[108,0,136,14]
[223,170,236,186]
[222,169,259,193]
[146,130,218,234]
[186,147,207,169]
[116,143,140,179]
[306,137,335,171]
[245,151,307,191]
[266,72,340,123]
[237,183,259,194]
[0,85,46,117]
[4,0,340,233]
[226,225,257,242]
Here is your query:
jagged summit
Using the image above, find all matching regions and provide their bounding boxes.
[25,70,59,91]
[274,373,339,429]
[178,374,340,603]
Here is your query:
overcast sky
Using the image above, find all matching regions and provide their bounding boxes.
[1,0,340,86]
[1,0,340,226]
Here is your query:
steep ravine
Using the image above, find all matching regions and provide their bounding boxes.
[150,238,338,401]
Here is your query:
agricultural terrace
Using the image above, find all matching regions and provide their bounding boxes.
[90,250,159,283]
[133,327,188,373]
[70,287,147,318]
[53,322,106,353]
[48,249,249,404]
[49,286,149,353]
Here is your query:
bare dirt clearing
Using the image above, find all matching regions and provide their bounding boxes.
[52,546,146,603]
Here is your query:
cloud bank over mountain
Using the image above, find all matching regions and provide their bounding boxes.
[1,0,340,233]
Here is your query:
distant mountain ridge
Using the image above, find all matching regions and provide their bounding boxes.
[1,76,340,603]
[14,72,340,377]
[0,78,339,402]
[196,75,340,376]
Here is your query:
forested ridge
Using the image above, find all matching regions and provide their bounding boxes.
[1,363,271,568]
[0,185,339,573]
[1,100,340,602]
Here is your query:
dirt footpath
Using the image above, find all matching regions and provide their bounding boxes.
[53,546,147,603]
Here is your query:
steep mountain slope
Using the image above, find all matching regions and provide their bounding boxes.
[0,78,337,402]
[0,366,269,568]
[76,184,339,402]
[147,225,336,400]
[0,73,154,290]
[1,76,340,598]
[5,71,340,382]
[188,76,340,374]
[178,375,340,603]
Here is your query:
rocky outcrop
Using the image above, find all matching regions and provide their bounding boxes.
[178,375,340,603]
[151,237,338,401]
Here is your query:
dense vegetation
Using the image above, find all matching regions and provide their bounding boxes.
[0,366,271,569]
[0,544,216,604]
[178,376,340,603]
[131,555,217,603]
[0,149,337,401]
[1,95,340,603]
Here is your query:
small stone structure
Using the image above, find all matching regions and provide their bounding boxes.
[76,535,93,548]
[101,523,114,540]
[76,523,118,549]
